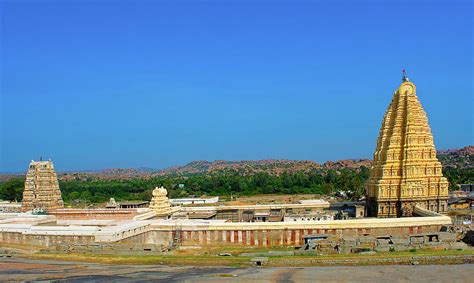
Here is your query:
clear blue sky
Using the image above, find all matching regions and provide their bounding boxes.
[1,0,472,172]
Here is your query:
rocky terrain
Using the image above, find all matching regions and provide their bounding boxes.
[56,159,371,180]
[2,146,472,181]
[438,146,474,169]
[156,159,324,176]
[148,146,470,177]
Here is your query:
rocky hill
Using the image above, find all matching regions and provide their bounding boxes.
[3,146,472,181]
[145,146,472,176]
[437,145,474,168]
[56,159,371,180]
[155,159,324,176]
[87,146,472,178]
[154,159,376,176]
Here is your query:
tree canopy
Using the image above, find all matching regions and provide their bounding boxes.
[0,166,471,205]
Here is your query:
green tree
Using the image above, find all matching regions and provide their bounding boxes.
[69,191,81,201]
[0,178,24,202]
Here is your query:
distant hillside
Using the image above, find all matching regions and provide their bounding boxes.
[2,146,472,181]
[55,159,371,180]
[0,174,21,183]
[437,145,474,169]
[155,159,321,176]
[154,159,372,176]
[145,146,472,176]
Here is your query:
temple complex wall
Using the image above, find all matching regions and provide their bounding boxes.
[0,231,95,248]
[146,216,450,247]
[50,209,138,220]
[163,225,443,247]
[0,215,451,250]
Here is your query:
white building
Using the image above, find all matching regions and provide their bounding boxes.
[170,196,219,205]
[0,201,22,213]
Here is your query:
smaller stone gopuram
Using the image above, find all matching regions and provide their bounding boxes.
[22,160,64,212]
[149,186,172,217]
[106,198,118,209]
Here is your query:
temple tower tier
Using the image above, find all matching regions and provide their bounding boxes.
[21,160,64,212]
[366,78,449,217]
[149,186,173,217]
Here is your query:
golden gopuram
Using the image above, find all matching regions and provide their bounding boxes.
[366,72,449,218]
[22,160,64,212]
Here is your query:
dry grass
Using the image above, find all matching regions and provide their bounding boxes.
[172,244,294,255]
[24,249,474,267]
[0,242,44,253]
[27,253,251,267]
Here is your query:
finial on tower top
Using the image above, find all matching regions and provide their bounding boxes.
[402,69,409,82]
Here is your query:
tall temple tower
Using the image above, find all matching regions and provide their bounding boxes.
[366,74,449,217]
[22,160,64,212]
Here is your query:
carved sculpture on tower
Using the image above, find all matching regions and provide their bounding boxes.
[22,160,64,212]
[366,73,449,217]
[149,186,172,216]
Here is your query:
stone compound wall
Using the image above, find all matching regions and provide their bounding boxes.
[0,224,449,254]
[0,215,452,252]
[117,215,451,248]
[151,224,444,248]
[0,232,95,248]
[50,209,138,220]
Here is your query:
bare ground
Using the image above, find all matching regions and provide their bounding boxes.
[0,258,473,282]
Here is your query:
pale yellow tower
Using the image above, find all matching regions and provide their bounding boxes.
[366,74,449,217]
[149,186,172,216]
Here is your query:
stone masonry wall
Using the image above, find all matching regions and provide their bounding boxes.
[50,209,138,220]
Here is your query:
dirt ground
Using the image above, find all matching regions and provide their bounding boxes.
[0,258,472,282]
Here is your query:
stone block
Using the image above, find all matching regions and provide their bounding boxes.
[390,237,409,245]
[359,236,375,243]
[410,236,425,244]
[374,245,392,252]
[376,238,391,245]
[449,242,468,250]
[438,232,456,242]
